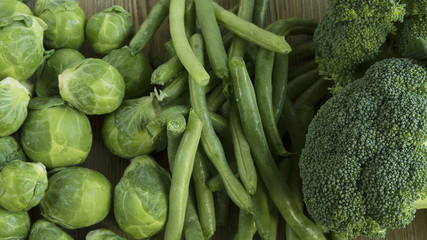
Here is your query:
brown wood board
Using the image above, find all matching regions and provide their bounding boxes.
[23,0,427,239]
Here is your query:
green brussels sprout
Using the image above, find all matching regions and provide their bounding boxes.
[0,160,47,212]
[0,208,30,239]
[103,96,188,158]
[0,14,47,81]
[20,97,92,168]
[40,167,112,229]
[59,58,125,115]
[0,77,30,137]
[86,229,125,240]
[36,49,85,97]
[34,0,86,49]
[13,1,33,16]
[86,6,133,55]
[103,46,153,99]
[114,156,170,239]
[0,0,17,19]
[0,136,27,170]
[29,219,73,240]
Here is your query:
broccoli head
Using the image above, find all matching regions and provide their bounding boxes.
[299,58,427,238]
[401,0,427,15]
[395,14,427,59]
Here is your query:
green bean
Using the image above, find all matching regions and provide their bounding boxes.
[269,17,318,36]
[212,2,291,54]
[230,104,257,194]
[156,71,188,107]
[164,110,203,240]
[294,78,332,110]
[170,0,210,86]
[129,0,170,54]
[185,0,196,37]
[167,113,187,168]
[206,83,226,112]
[228,0,255,59]
[209,112,229,139]
[252,178,271,239]
[193,150,216,239]
[266,206,279,240]
[233,209,257,240]
[289,41,315,59]
[195,0,229,80]
[229,57,327,240]
[164,40,176,57]
[255,46,289,157]
[288,59,317,79]
[281,97,307,151]
[151,55,184,86]
[253,0,269,27]
[207,161,238,192]
[184,190,206,240]
[215,190,230,227]
[188,33,254,213]
[295,104,315,132]
[287,68,319,101]
[272,53,289,122]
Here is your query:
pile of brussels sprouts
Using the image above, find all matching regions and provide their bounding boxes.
[0,0,171,239]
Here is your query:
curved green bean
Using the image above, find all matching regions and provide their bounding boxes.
[195,0,229,80]
[229,57,327,240]
[252,178,271,239]
[233,209,257,240]
[188,33,254,214]
[230,104,257,194]
[289,41,315,58]
[151,55,184,86]
[293,77,332,110]
[287,68,319,101]
[207,161,238,192]
[254,46,289,157]
[193,150,216,239]
[164,110,203,240]
[157,71,189,107]
[288,59,317,80]
[212,2,291,54]
[129,0,171,54]
[272,53,289,122]
[170,0,210,86]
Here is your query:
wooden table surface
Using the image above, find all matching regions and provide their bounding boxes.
[25,0,427,239]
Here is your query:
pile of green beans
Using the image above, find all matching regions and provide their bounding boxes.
[129,0,333,239]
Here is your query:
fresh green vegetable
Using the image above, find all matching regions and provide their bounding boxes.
[86,229,125,240]
[40,167,112,229]
[150,55,184,86]
[233,209,257,240]
[300,58,427,238]
[36,49,85,97]
[0,136,26,170]
[0,160,47,212]
[0,14,46,81]
[12,1,33,16]
[0,0,16,19]
[29,219,74,240]
[396,13,427,59]
[103,46,153,99]
[228,0,254,59]
[34,0,86,49]
[21,97,92,168]
[164,110,203,240]
[86,6,133,55]
[114,156,170,239]
[58,58,125,115]
[0,77,30,137]
[0,208,30,240]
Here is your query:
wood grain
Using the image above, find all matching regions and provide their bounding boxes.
[25,0,427,239]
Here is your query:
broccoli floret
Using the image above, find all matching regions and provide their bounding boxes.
[401,0,427,15]
[395,14,427,59]
[313,12,399,91]
[299,58,427,239]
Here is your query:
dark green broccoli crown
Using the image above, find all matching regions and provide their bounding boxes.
[396,14,427,56]
[300,58,427,238]
[402,0,427,15]
[327,0,406,22]
[313,11,395,90]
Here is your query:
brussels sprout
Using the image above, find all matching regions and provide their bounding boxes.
[34,0,86,49]
[13,1,33,16]
[0,160,47,212]
[86,229,125,240]
[59,58,125,115]
[0,208,30,239]
[103,46,153,99]
[86,6,133,55]
[29,219,73,240]
[20,97,92,168]
[0,136,26,170]
[36,49,85,97]
[0,77,30,137]
[0,0,17,19]
[114,156,170,239]
[0,14,47,81]
[40,167,112,229]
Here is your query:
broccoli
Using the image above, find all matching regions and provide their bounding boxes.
[299,58,427,239]
[313,0,405,90]
[401,0,427,15]
[395,13,427,60]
